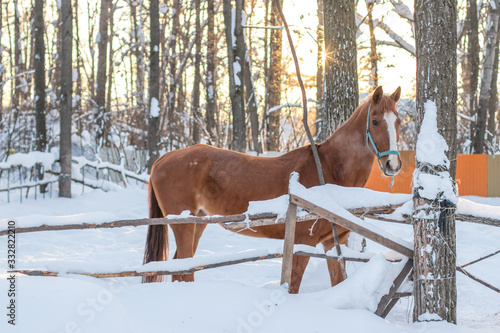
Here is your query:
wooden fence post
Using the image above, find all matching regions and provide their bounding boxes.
[280,201,297,290]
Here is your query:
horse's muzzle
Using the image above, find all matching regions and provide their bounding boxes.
[383,157,402,177]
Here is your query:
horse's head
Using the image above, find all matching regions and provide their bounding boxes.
[366,86,402,177]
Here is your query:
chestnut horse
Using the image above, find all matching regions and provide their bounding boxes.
[144,86,402,293]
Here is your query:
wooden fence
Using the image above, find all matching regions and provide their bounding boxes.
[4,183,500,318]
[366,151,500,197]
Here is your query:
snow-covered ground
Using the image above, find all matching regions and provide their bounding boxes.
[1,185,499,332]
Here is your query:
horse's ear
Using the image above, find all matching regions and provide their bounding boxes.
[391,86,401,102]
[372,86,384,104]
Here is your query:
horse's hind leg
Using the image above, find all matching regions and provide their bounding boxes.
[170,223,197,282]
[322,230,350,287]
[193,223,208,253]
[289,255,311,294]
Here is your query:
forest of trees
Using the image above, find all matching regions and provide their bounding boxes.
[0,0,499,171]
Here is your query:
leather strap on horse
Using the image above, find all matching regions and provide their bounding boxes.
[273,0,347,280]
[365,103,401,187]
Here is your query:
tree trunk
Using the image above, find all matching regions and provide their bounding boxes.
[34,0,47,152]
[245,49,261,153]
[105,2,115,131]
[59,0,72,198]
[205,0,217,145]
[234,0,247,152]
[13,0,22,114]
[167,0,181,149]
[316,0,324,137]
[487,29,499,152]
[223,0,246,152]
[473,1,499,154]
[464,0,479,151]
[87,2,96,110]
[192,0,202,144]
[95,0,110,147]
[0,2,3,119]
[266,0,282,151]
[366,0,378,91]
[74,0,83,135]
[321,0,359,141]
[413,0,457,323]
[147,0,160,172]
[131,1,147,149]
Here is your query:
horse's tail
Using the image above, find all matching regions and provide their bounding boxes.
[142,181,169,283]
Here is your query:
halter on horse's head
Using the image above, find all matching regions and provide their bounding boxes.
[365,86,402,183]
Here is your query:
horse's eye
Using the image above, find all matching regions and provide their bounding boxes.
[372,119,379,126]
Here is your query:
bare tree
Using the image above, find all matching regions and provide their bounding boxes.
[316,0,324,137]
[148,0,160,172]
[73,0,83,134]
[59,0,72,198]
[192,0,203,144]
[13,0,22,114]
[473,1,499,154]
[95,0,111,147]
[487,28,499,151]
[245,49,261,153]
[413,0,457,323]
[34,0,47,152]
[167,0,181,149]
[463,0,479,148]
[205,0,218,145]
[366,0,378,90]
[105,2,116,126]
[321,0,359,140]
[266,0,282,151]
[223,0,246,152]
[0,2,4,119]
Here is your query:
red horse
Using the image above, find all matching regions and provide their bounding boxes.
[144,86,402,293]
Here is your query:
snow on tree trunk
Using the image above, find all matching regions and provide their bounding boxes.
[413,0,457,323]
[473,0,500,154]
[59,0,72,198]
[266,0,282,151]
[147,0,160,172]
[321,0,359,141]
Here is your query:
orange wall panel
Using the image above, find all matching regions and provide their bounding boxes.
[456,154,487,197]
[365,151,415,194]
[365,152,490,197]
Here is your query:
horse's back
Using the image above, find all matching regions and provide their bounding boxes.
[150,144,302,215]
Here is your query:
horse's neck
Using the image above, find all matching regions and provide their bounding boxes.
[319,104,374,183]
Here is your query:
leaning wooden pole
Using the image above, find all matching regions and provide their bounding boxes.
[273,0,346,280]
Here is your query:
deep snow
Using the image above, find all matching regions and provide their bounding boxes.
[1,184,499,333]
